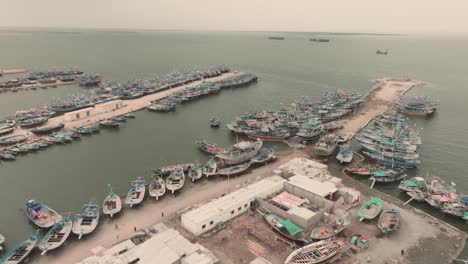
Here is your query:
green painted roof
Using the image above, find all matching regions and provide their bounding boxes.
[401,180,418,187]
[373,171,386,177]
[279,219,303,236]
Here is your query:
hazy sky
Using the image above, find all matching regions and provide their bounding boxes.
[2,0,468,34]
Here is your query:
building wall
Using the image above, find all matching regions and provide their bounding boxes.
[95,100,123,113]
[284,182,334,210]
[258,199,325,229]
[64,107,96,122]
[181,176,286,236]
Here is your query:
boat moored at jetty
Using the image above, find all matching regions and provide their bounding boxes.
[1,233,38,264]
[25,200,62,228]
[125,178,146,207]
[250,148,276,164]
[0,134,27,146]
[216,140,262,165]
[166,169,185,194]
[37,217,73,255]
[102,185,122,218]
[397,96,439,117]
[378,209,400,234]
[72,201,100,239]
[202,157,218,177]
[148,176,166,200]
[357,197,382,221]
[196,140,223,155]
[30,123,65,135]
[370,168,407,183]
[152,163,194,176]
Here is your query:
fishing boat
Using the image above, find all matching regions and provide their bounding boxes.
[297,120,322,141]
[218,162,251,177]
[37,217,73,255]
[264,212,309,245]
[313,134,338,157]
[216,140,262,165]
[397,96,439,117]
[251,148,276,164]
[0,134,27,146]
[25,200,62,228]
[284,239,347,264]
[442,201,467,218]
[369,169,407,183]
[148,176,166,200]
[102,185,122,218]
[152,163,194,176]
[99,119,119,128]
[357,197,382,221]
[398,177,427,193]
[336,146,353,163]
[1,233,38,264]
[125,178,146,207]
[196,140,223,155]
[111,116,126,123]
[378,209,400,234]
[245,129,291,142]
[210,117,220,128]
[362,151,420,168]
[309,217,349,240]
[344,165,375,177]
[202,157,218,177]
[187,163,203,182]
[0,127,14,136]
[18,116,50,128]
[166,169,185,194]
[30,123,65,135]
[72,201,100,239]
[124,113,136,119]
[424,194,452,209]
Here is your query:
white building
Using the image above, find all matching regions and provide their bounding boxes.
[181,176,286,236]
[95,100,123,113]
[286,175,338,199]
[64,107,96,122]
[76,224,219,264]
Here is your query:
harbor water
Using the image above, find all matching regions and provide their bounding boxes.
[0,30,467,257]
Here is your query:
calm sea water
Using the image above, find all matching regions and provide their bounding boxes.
[0,30,466,257]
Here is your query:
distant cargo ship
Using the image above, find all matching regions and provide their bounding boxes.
[310,38,330,42]
[268,36,285,40]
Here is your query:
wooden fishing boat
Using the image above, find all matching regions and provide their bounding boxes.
[102,185,122,217]
[309,217,349,240]
[99,119,119,128]
[202,157,218,177]
[218,162,251,177]
[250,148,276,164]
[210,117,220,128]
[125,178,146,207]
[357,197,382,221]
[398,177,427,193]
[344,165,374,177]
[37,217,73,255]
[152,163,194,176]
[336,146,353,163]
[264,212,309,245]
[30,123,64,135]
[72,202,100,239]
[166,169,185,194]
[1,233,38,264]
[124,113,136,119]
[442,202,466,218]
[0,127,14,136]
[378,209,400,234]
[216,140,262,165]
[405,189,427,202]
[284,239,347,264]
[25,200,63,228]
[187,163,203,182]
[313,134,338,157]
[148,176,166,200]
[196,140,223,155]
[370,169,407,183]
[18,116,49,128]
[0,134,27,146]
